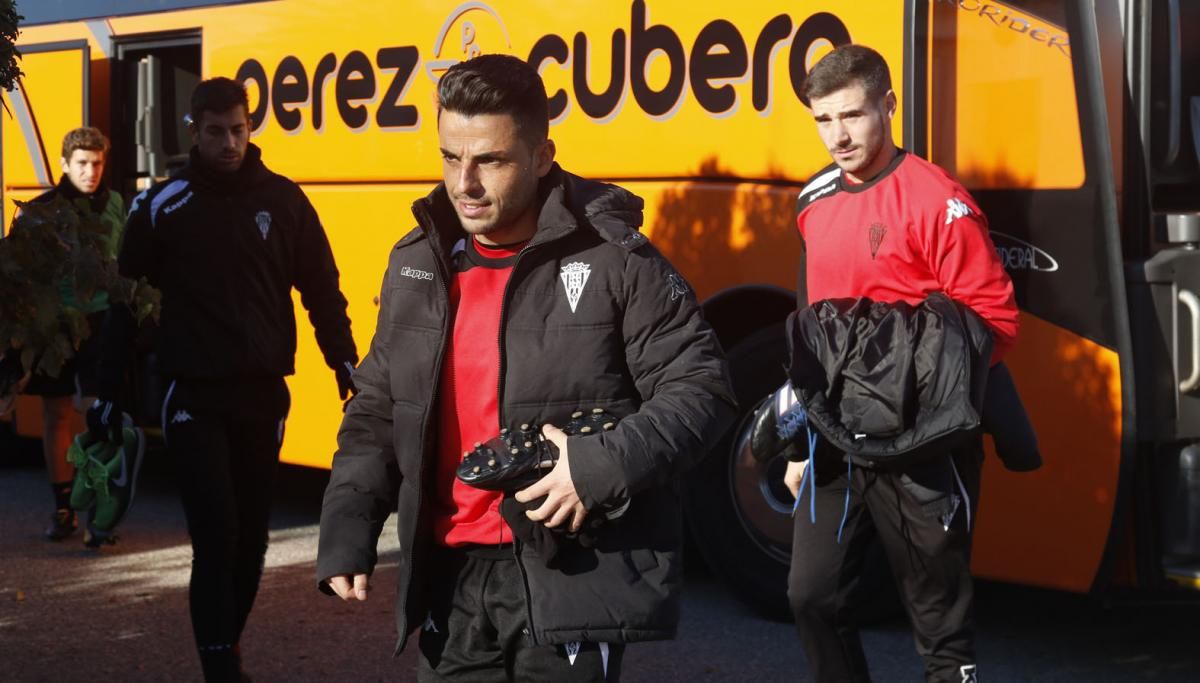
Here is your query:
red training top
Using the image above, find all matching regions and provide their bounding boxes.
[796,149,1019,362]
[432,237,523,547]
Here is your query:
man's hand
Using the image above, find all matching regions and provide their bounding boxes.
[784,460,809,499]
[335,361,358,400]
[86,398,123,443]
[514,424,588,532]
[327,573,370,601]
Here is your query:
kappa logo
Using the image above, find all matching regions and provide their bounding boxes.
[666,272,689,301]
[163,191,194,215]
[868,223,887,259]
[400,266,434,281]
[945,198,973,224]
[171,410,194,424]
[255,210,272,240]
[422,613,439,633]
[564,641,581,665]
[959,664,978,683]
[560,262,591,313]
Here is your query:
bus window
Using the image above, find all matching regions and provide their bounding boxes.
[928,0,1084,190]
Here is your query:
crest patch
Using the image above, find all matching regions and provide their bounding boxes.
[255,210,272,240]
[559,262,591,313]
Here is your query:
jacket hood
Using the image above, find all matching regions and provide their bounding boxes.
[411,163,645,265]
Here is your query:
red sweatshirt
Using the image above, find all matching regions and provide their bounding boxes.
[432,238,523,547]
[796,149,1018,362]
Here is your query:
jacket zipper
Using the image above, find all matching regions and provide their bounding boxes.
[399,202,454,638]
[494,243,542,644]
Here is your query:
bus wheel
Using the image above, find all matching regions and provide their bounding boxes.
[684,323,899,622]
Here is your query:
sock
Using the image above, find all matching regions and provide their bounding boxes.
[52,481,72,510]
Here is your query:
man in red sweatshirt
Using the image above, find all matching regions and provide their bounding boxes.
[786,44,1018,683]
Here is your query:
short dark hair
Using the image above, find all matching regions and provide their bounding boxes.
[437,54,549,144]
[190,77,250,125]
[61,126,110,159]
[803,44,892,106]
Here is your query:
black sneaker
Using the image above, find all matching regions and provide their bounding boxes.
[44,508,77,541]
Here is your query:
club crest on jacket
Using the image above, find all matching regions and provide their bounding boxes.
[256,210,272,240]
[560,262,591,313]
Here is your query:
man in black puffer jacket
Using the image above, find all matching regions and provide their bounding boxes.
[90,78,358,683]
[317,55,736,682]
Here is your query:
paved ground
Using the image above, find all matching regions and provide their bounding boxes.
[2,436,1199,682]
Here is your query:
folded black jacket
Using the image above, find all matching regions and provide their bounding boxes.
[787,293,993,468]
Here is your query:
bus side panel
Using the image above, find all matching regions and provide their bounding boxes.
[972,313,1122,592]
[283,184,422,468]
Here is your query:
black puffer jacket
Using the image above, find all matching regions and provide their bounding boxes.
[317,165,736,651]
[787,293,992,468]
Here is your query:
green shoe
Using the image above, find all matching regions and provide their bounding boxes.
[90,423,145,532]
[67,432,110,512]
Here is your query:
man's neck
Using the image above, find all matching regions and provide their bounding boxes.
[474,210,538,247]
[846,145,899,184]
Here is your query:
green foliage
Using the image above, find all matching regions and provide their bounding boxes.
[0,0,21,97]
[0,197,160,382]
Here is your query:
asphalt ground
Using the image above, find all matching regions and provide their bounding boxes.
[2,434,1199,682]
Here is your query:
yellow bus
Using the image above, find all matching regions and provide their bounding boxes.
[3,0,1199,615]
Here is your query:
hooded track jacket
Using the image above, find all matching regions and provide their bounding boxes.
[110,144,355,384]
[317,165,737,651]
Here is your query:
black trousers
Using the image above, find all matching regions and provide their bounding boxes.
[417,544,625,682]
[788,451,981,683]
[161,377,289,680]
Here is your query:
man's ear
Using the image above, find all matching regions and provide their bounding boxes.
[59,156,69,174]
[885,89,897,120]
[535,138,556,177]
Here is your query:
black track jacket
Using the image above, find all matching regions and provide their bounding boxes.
[317,165,736,651]
[113,144,356,383]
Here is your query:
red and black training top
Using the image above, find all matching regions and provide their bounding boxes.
[432,237,524,547]
[795,149,1019,362]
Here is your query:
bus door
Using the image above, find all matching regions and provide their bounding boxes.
[920,0,1131,593]
[112,34,200,195]
[104,33,200,427]
[1124,0,1200,590]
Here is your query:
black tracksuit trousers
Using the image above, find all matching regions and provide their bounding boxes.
[161,377,290,683]
[788,449,982,683]
[418,544,625,682]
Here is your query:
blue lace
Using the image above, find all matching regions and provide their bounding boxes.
[786,395,852,544]
[790,403,820,525]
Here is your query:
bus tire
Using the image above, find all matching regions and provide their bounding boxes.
[683,323,900,623]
